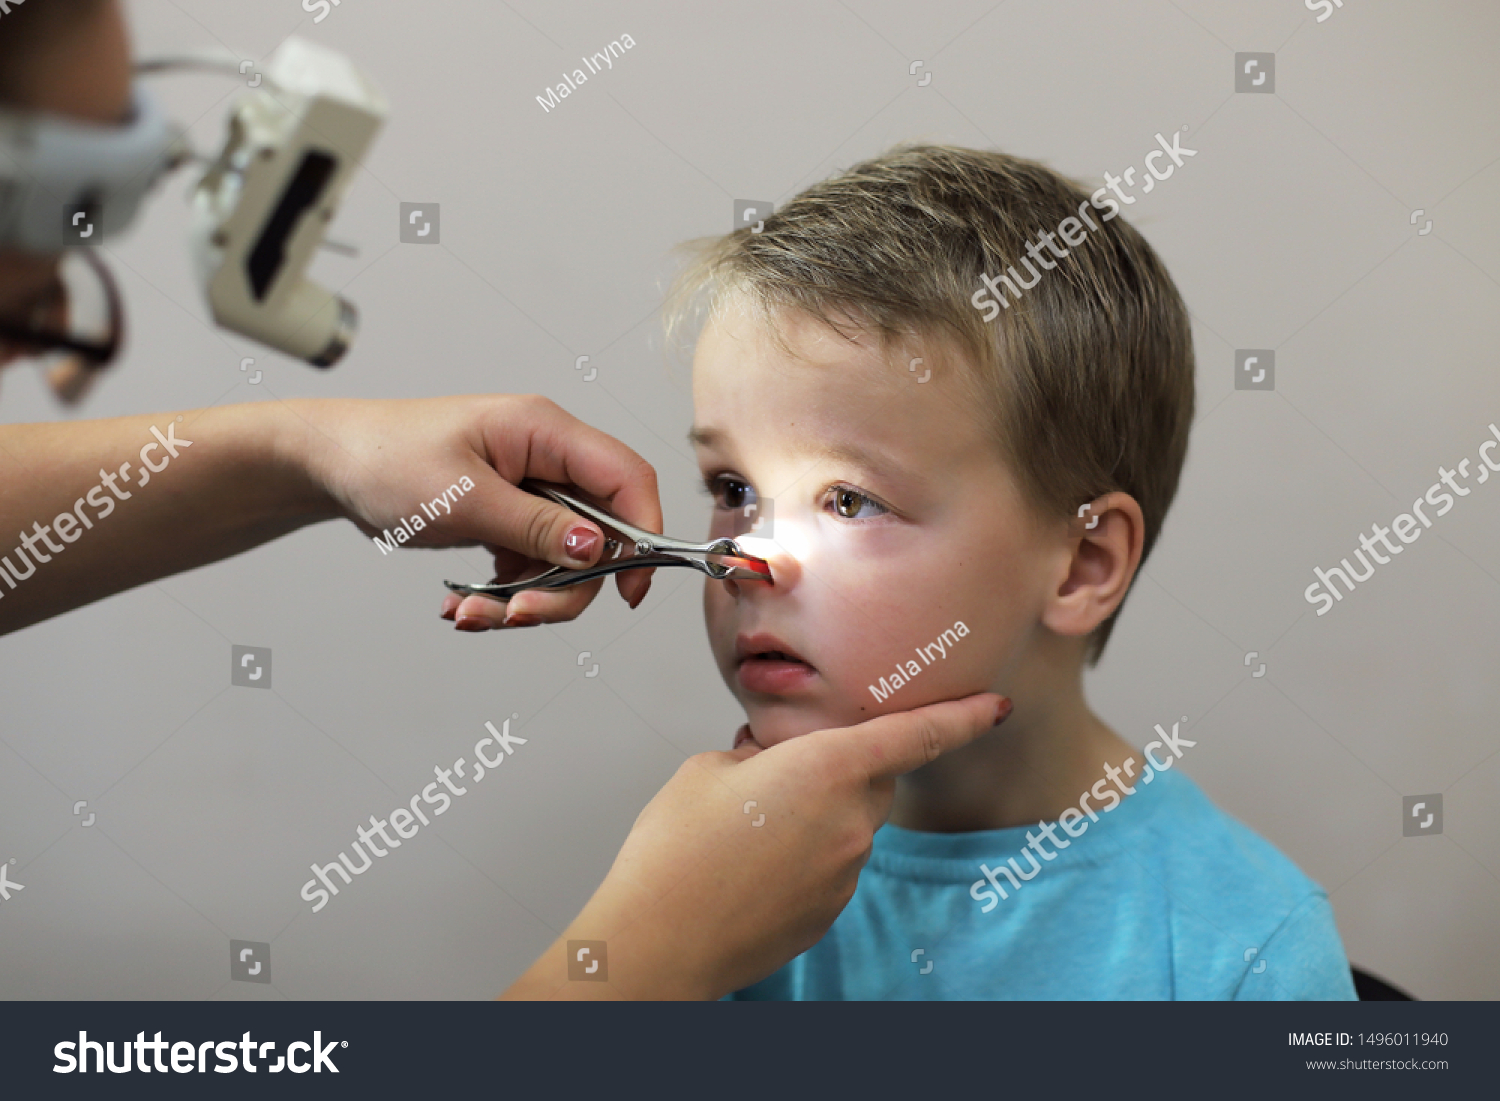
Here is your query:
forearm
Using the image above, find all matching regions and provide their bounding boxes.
[0,400,335,634]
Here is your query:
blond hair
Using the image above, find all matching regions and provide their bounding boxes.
[664,143,1194,664]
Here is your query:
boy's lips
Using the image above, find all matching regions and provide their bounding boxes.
[734,632,817,695]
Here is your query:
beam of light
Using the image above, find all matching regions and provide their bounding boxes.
[737,515,814,567]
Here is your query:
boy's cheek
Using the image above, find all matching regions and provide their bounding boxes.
[702,584,741,678]
[702,581,730,636]
[823,641,997,718]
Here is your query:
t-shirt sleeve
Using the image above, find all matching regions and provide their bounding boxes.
[1231,893,1357,1001]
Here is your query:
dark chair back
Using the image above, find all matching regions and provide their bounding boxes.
[1352,966,1414,1000]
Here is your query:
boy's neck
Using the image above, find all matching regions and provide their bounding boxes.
[887,643,1141,834]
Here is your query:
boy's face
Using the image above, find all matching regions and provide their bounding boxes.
[692,303,1056,748]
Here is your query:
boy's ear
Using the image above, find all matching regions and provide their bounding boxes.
[1041,492,1145,640]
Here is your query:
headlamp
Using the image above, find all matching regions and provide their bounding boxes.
[0,80,185,254]
[0,36,386,390]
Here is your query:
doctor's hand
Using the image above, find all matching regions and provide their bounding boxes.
[291,394,662,630]
[501,691,1012,1000]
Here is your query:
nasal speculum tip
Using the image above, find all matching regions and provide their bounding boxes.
[724,555,773,583]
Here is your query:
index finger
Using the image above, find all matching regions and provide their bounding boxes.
[824,693,1011,783]
[487,398,664,607]
[546,413,662,611]
[514,399,664,536]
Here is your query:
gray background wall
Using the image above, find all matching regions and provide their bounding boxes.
[1,0,1496,1000]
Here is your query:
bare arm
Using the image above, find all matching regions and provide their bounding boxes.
[0,395,659,635]
[0,403,327,633]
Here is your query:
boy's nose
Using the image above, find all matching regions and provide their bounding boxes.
[724,540,797,599]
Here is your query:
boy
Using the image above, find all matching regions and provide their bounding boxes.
[666,144,1355,999]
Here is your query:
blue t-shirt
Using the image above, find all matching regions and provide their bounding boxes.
[731,767,1356,1000]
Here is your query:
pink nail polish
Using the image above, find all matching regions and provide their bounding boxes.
[564,526,600,564]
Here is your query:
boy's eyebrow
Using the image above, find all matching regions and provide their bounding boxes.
[690,424,900,476]
[811,437,901,474]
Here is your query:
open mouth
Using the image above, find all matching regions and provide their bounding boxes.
[743,648,804,664]
[735,635,817,694]
[735,634,812,666]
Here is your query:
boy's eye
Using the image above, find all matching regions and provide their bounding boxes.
[831,486,886,520]
[709,474,756,511]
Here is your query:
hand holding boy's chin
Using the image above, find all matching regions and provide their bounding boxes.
[733,699,899,748]
[733,703,836,749]
[737,676,1001,749]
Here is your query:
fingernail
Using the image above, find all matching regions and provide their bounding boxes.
[994,697,1013,725]
[455,616,491,632]
[503,612,541,628]
[564,526,600,564]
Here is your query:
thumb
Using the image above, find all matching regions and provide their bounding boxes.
[831,693,1012,783]
[458,472,605,569]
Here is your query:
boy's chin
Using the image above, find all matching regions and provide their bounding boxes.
[741,683,992,748]
[740,703,866,748]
